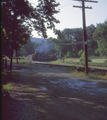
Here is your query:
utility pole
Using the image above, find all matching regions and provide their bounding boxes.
[73,0,98,74]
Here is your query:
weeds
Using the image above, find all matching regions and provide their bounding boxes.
[2,82,14,93]
[68,70,107,80]
[2,70,18,94]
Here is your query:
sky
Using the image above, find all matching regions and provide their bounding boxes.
[30,0,107,38]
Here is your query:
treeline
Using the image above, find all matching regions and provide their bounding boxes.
[47,20,107,58]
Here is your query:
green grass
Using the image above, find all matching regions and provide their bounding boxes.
[2,82,14,93]
[12,59,32,65]
[50,57,107,68]
[68,70,107,80]
[2,70,19,94]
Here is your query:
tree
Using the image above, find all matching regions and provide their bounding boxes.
[61,28,83,57]
[86,24,98,56]
[20,38,36,56]
[93,21,107,57]
[1,0,60,71]
[78,49,83,57]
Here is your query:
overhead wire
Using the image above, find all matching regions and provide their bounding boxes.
[61,36,107,46]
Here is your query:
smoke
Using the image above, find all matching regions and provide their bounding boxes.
[35,41,55,54]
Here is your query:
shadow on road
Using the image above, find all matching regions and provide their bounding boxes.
[2,64,107,120]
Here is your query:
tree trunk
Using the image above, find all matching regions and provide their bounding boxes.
[63,57,64,63]
[16,48,18,64]
[5,57,7,69]
[10,43,14,72]
[10,12,16,73]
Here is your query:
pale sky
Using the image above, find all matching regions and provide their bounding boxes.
[30,0,107,38]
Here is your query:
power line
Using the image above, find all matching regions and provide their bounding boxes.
[60,35,107,46]
[61,38,97,46]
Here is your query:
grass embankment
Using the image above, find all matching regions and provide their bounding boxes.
[68,71,107,80]
[50,57,107,80]
[50,57,107,68]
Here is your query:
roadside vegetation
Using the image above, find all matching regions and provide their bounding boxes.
[12,59,31,65]
[2,82,14,93]
[5,56,32,65]
[50,57,107,68]
[68,70,107,80]
[50,57,107,80]
[2,70,19,94]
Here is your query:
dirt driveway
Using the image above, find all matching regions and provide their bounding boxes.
[3,64,107,120]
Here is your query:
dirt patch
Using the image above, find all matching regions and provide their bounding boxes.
[2,64,107,120]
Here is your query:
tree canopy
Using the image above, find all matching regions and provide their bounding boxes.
[48,21,107,59]
[93,20,107,56]
[1,0,60,71]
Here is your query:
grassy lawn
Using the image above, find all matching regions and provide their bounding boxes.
[64,58,79,62]
[7,58,32,65]
[90,57,107,63]
[12,59,31,64]
[50,57,107,68]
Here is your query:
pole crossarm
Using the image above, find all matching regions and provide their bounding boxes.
[73,5,92,9]
[73,0,98,3]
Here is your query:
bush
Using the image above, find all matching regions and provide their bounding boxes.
[65,52,71,58]
[88,59,92,62]
[79,50,92,63]
[57,58,63,62]
[79,57,92,62]
[79,57,84,62]
[3,56,10,62]
[78,49,83,57]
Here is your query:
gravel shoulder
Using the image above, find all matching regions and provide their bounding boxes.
[2,64,107,120]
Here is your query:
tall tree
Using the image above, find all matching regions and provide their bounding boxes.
[1,0,60,71]
[58,28,83,57]
[20,38,36,56]
[86,24,98,56]
[93,21,107,57]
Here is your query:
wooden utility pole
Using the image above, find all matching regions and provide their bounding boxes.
[73,0,98,74]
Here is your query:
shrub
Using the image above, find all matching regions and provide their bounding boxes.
[65,52,71,58]
[78,49,83,57]
[79,57,92,62]
[79,50,92,63]
[3,56,10,62]
[2,82,14,93]
[79,57,84,62]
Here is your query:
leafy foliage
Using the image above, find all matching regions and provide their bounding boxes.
[93,21,107,56]
[78,49,83,57]
[1,0,60,71]
[49,21,107,59]
[78,50,92,62]
[20,38,37,56]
